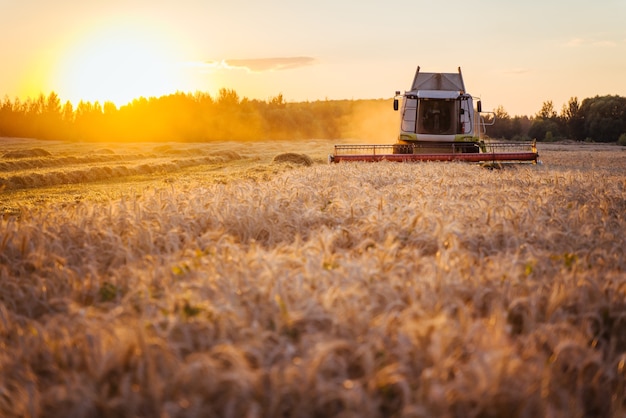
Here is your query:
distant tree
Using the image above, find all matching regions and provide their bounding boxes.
[488,105,512,139]
[537,100,557,120]
[579,95,626,142]
[74,100,107,140]
[510,115,532,140]
[45,92,61,115]
[61,101,74,121]
[529,100,562,140]
[217,88,240,107]
[560,97,585,140]
[38,92,63,139]
[0,96,14,136]
[487,105,533,140]
[528,118,561,141]
[103,101,117,116]
[269,93,286,108]
[32,93,46,115]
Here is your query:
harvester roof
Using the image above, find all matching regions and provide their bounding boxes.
[411,67,466,93]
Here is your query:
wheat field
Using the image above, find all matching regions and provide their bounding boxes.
[1,138,626,417]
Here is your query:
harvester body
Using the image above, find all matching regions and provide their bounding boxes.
[397,67,476,144]
[330,66,538,163]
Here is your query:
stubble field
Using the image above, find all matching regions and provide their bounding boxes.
[1,137,626,417]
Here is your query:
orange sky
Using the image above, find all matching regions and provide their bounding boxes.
[1,0,625,116]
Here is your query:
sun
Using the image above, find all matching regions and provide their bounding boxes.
[54,23,188,106]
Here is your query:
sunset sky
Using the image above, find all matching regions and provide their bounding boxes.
[1,0,624,116]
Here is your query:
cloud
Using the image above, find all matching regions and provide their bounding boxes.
[501,68,531,75]
[565,38,585,47]
[202,56,316,72]
[492,67,531,76]
[592,40,617,47]
[564,37,617,48]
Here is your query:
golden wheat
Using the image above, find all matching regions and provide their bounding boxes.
[0,139,625,417]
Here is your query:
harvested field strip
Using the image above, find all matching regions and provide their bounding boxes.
[0,154,248,191]
[0,153,148,172]
[1,146,626,416]
[0,147,249,173]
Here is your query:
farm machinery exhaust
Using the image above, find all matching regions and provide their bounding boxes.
[329,66,538,164]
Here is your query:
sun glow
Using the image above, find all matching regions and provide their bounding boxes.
[53,24,191,106]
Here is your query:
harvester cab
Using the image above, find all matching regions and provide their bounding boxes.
[395,67,477,144]
[330,66,538,163]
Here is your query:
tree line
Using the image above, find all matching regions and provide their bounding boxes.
[0,89,395,143]
[1,89,625,143]
[488,95,626,144]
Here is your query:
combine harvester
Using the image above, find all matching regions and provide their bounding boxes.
[329,66,538,164]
